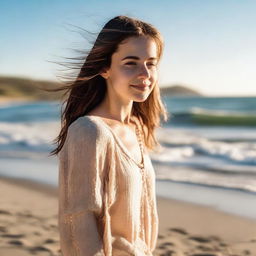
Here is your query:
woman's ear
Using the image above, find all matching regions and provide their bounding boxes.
[100,68,109,79]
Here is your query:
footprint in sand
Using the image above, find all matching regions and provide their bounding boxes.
[218,242,228,247]
[16,209,36,217]
[159,250,175,256]
[158,242,175,250]
[0,225,7,232]
[207,236,222,242]
[8,239,23,246]
[2,233,24,239]
[161,242,175,247]
[168,227,188,235]
[190,254,220,256]
[33,231,42,236]
[44,238,57,244]
[158,244,167,250]
[188,236,211,243]
[30,245,52,253]
[196,245,214,251]
[243,249,251,255]
[0,210,12,215]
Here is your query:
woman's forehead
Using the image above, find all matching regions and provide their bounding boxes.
[113,36,158,60]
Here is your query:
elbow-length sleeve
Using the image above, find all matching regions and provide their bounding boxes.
[58,118,108,256]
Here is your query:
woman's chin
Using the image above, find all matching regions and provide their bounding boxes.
[132,93,151,102]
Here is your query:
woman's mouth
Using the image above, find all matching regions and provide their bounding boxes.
[130,84,150,91]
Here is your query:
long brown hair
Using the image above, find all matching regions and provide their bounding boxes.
[49,15,169,156]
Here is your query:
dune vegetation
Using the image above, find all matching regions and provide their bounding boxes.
[0,76,63,101]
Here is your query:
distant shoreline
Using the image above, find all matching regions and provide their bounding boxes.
[0,96,56,106]
[0,96,33,106]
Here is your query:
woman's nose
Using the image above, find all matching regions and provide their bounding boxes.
[138,64,150,78]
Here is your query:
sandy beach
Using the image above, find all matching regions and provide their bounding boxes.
[0,177,255,256]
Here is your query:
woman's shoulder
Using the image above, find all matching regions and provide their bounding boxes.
[67,115,110,143]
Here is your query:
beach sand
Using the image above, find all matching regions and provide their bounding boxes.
[0,176,255,256]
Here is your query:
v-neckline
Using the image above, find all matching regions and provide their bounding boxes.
[85,115,144,167]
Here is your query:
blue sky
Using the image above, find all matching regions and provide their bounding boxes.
[1,0,256,96]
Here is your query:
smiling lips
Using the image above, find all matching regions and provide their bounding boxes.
[130,84,150,91]
[130,82,151,90]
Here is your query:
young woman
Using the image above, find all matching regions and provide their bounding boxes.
[51,15,168,256]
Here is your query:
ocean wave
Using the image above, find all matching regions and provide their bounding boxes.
[154,127,256,166]
[153,164,256,193]
[169,107,256,126]
[0,121,60,150]
[0,101,61,122]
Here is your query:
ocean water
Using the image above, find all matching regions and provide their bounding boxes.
[153,96,256,194]
[0,97,256,218]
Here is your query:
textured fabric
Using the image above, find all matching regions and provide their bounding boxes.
[58,115,159,256]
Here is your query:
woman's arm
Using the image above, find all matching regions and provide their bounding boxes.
[58,118,107,256]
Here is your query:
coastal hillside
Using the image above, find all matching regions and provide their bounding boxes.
[0,76,62,101]
[160,84,202,97]
[0,76,202,101]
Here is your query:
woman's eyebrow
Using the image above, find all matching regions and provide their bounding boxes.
[121,56,157,61]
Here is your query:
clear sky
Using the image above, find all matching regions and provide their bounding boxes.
[1,0,256,96]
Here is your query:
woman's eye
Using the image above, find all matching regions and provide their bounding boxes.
[125,62,136,66]
[124,62,157,67]
[147,63,157,67]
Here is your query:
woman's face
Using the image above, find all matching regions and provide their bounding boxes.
[101,35,159,103]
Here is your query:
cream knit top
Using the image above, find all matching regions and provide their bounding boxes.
[58,115,159,256]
